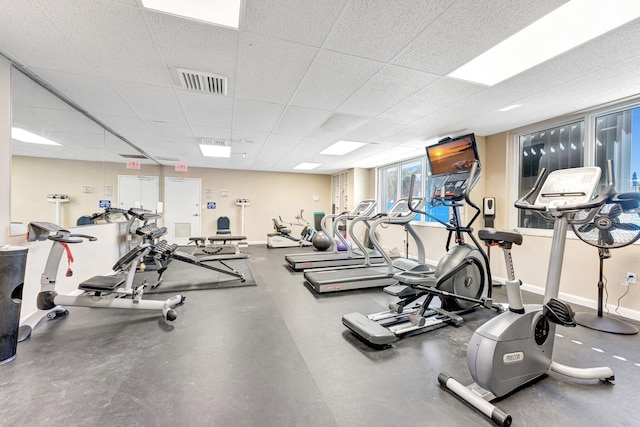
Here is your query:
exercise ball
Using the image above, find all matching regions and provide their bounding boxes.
[312,231,332,251]
[336,239,352,252]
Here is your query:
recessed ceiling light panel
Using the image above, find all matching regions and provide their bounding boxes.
[448,0,640,86]
[320,140,366,156]
[141,0,241,29]
[199,138,230,157]
[12,127,61,146]
[293,163,321,170]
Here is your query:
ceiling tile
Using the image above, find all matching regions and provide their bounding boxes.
[243,0,347,47]
[111,80,187,123]
[34,68,138,118]
[235,32,318,104]
[273,106,332,136]
[325,0,454,62]
[337,65,439,117]
[290,50,384,110]
[0,0,100,76]
[233,99,285,133]
[177,90,234,129]
[38,0,171,86]
[380,77,485,122]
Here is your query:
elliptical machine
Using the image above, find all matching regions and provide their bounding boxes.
[343,134,501,346]
[439,164,620,426]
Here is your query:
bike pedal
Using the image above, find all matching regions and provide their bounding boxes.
[543,297,576,326]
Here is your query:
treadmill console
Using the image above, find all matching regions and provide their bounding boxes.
[350,200,376,216]
[388,199,419,217]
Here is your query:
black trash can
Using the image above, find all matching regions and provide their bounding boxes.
[0,246,28,365]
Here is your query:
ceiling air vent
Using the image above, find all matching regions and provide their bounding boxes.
[177,68,227,95]
[199,138,227,147]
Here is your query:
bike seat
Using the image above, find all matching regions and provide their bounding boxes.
[478,228,523,246]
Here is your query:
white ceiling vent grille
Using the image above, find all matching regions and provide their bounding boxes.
[177,68,227,95]
[199,138,228,147]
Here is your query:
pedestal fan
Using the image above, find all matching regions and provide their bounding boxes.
[571,193,640,334]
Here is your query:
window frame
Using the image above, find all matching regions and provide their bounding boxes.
[510,96,640,235]
[376,156,452,227]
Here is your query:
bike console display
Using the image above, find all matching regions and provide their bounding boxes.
[426,133,479,201]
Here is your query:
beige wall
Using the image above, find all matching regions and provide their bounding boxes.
[11,156,162,229]
[11,156,332,242]
[159,165,332,241]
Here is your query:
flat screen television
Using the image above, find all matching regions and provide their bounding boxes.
[426,133,479,176]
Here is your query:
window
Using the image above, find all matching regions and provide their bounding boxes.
[378,157,449,223]
[380,165,398,212]
[517,121,584,229]
[516,100,640,231]
[594,106,640,192]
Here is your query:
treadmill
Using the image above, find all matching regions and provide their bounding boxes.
[303,197,426,293]
[285,200,382,271]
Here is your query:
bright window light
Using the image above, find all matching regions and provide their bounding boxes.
[294,163,321,170]
[12,127,61,146]
[448,0,640,86]
[141,0,241,29]
[320,140,366,156]
[199,144,230,158]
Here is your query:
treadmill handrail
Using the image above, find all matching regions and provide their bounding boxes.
[368,197,426,276]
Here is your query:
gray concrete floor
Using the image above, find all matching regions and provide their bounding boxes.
[1,244,639,426]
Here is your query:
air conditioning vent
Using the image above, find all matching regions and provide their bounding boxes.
[177,68,227,95]
[199,138,227,146]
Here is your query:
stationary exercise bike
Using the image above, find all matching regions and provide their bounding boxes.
[18,222,186,341]
[439,164,621,426]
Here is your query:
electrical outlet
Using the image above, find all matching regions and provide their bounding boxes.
[627,272,637,285]
[82,186,92,193]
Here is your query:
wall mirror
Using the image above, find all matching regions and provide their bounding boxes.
[10,67,161,230]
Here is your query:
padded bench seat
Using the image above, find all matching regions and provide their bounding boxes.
[208,235,247,244]
[79,274,126,292]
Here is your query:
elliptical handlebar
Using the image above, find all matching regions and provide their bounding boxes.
[463,161,482,228]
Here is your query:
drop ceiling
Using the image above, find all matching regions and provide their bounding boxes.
[2,0,640,174]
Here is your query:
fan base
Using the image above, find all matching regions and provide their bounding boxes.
[575,312,638,335]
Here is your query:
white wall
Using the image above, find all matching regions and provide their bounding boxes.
[0,56,10,243]
[6,223,121,319]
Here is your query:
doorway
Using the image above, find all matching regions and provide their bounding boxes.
[164,177,201,245]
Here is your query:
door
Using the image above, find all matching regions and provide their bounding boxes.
[164,177,201,245]
[118,175,159,211]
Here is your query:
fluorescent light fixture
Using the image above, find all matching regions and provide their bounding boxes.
[293,163,321,170]
[141,0,241,29]
[11,127,61,146]
[498,104,522,112]
[199,144,230,158]
[448,0,640,86]
[320,140,366,156]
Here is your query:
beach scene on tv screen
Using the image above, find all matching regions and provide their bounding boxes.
[428,137,475,176]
